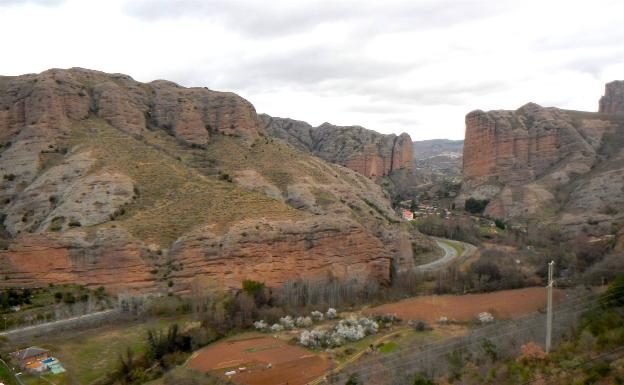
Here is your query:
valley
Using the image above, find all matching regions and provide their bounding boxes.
[0,68,623,385]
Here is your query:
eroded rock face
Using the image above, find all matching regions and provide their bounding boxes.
[0,229,157,292]
[460,90,624,235]
[599,80,624,114]
[260,114,413,178]
[463,103,604,185]
[4,150,135,234]
[170,217,391,290]
[0,68,421,293]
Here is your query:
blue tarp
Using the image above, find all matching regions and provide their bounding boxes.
[49,363,65,374]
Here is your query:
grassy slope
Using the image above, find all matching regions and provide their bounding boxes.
[179,134,397,231]
[0,359,18,385]
[37,316,192,385]
[66,120,302,247]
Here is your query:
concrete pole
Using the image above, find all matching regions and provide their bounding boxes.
[546,260,555,353]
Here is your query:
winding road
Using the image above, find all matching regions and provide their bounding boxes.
[415,237,477,272]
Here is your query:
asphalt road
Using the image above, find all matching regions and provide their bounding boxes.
[414,237,476,272]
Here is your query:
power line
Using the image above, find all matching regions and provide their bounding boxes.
[327,303,604,384]
[323,291,620,383]
[341,288,622,380]
[334,289,603,371]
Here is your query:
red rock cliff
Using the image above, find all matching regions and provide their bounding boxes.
[261,115,413,178]
[460,95,624,231]
[599,80,624,114]
[0,68,418,293]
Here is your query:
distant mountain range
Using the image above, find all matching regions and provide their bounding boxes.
[412,139,464,160]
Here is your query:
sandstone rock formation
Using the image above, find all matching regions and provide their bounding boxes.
[460,86,624,236]
[260,114,413,178]
[599,80,624,114]
[0,68,429,293]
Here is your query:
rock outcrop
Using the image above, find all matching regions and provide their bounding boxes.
[260,114,413,178]
[460,84,624,236]
[0,68,429,293]
[599,80,624,114]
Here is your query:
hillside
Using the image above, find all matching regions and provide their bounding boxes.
[412,139,463,182]
[459,82,624,240]
[259,114,413,179]
[0,68,430,293]
[412,139,463,160]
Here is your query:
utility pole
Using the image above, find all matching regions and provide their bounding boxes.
[546,260,555,353]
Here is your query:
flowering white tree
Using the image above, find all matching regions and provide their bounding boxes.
[326,308,337,319]
[253,320,268,331]
[298,316,379,348]
[270,323,284,332]
[279,315,295,329]
[358,317,379,335]
[296,316,313,328]
[311,310,324,322]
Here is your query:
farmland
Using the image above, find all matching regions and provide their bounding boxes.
[367,287,562,323]
[188,333,330,385]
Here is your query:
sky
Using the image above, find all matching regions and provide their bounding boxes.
[0,0,623,140]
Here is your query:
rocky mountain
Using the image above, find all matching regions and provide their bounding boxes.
[260,114,413,179]
[599,80,624,114]
[0,68,430,293]
[459,83,624,237]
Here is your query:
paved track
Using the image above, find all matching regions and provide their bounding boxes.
[415,237,476,271]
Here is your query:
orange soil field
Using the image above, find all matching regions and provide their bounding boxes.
[188,333,331,385]
[367,287,563,323]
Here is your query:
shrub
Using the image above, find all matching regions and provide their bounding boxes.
[374,313,398,327]
[326,308,337,319]
[516,342,546,362]
[600,275,624,308]
[413,373,435,385]
[62,292,76,304]
[242,279,265,296]
[346,373,362,385]
[465,197,489,214]
[413,319,429,332]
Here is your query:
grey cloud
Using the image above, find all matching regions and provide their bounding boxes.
[210,45,418,91]
[345,104,406,114]
[357,81,508,106]
[124,0,357,37]
[123,0,509,37]
[0,0,63,6]
[566,51,624,77]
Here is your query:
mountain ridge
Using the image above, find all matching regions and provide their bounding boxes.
[0,68,429,293]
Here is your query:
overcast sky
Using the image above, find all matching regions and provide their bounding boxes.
[1,0,623,140]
